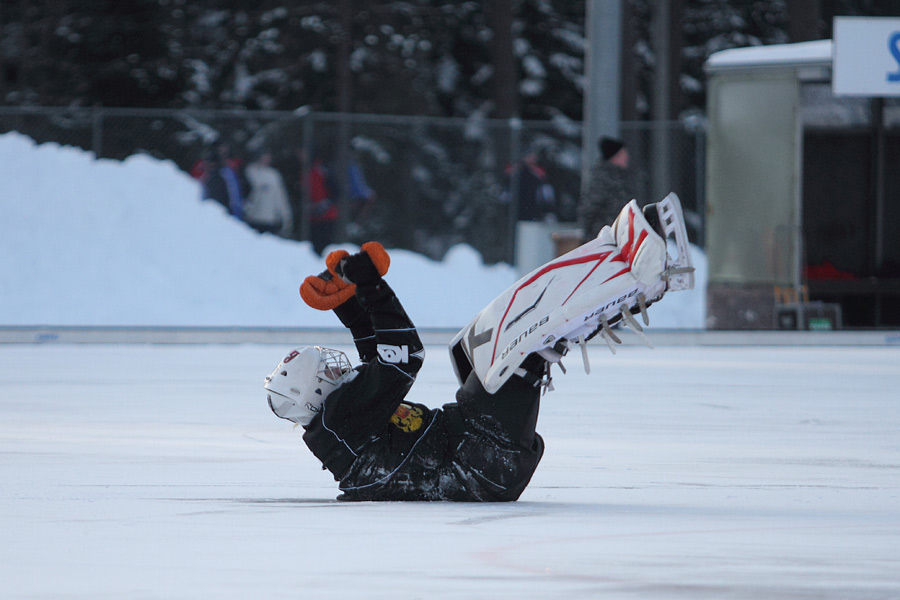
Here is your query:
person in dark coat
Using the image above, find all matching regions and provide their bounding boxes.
[265,242,545,502]
[578,136,635,238]
[503,151,556,222]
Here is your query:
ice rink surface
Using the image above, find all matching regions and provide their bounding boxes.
[2,340,899,599]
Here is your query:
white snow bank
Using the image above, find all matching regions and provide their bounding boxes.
[0,132,706,328]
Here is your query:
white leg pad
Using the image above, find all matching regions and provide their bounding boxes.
[611,200,667,287]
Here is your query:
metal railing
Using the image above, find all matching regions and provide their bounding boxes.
[0,105,706,262]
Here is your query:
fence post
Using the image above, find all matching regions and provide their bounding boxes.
[335,112,351,243]
[693,121,706,245]
[300,112,314,244]
[91,107,103,158]
[507,117,522,264]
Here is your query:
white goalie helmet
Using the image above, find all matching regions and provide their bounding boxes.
[264,346,357,426]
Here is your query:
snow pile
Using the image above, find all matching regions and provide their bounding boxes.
[0,132,706,328]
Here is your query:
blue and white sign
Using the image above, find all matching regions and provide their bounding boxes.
[833,17,900,97]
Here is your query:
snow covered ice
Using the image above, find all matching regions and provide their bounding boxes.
[1,133,899,598]
[2,343,899,599]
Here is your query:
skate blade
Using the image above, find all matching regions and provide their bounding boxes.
[657,193,696,292]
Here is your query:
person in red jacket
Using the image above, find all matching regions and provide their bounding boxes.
[298,147,339,255]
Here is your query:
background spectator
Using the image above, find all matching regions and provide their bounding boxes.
[345,150,378,240]
[244,149,293,237]
[199,143,246,221]
[503,150,556,222]
[578,137,635,238]
[298,147,339,255]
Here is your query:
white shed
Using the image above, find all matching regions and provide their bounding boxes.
[704,40,900,329]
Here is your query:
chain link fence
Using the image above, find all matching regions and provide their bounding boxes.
[1,106,705,263]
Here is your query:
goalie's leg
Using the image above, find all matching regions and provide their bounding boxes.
[449,353,546,501]
[456,353,546,450]
[449,192,695,394]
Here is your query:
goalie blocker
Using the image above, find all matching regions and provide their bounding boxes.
[450,192,695,394]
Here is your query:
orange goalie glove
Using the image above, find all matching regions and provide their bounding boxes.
[299,242,390,311]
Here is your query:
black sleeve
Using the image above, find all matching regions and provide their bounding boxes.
[333,296,376,363]
[302,277,425,479]
[355,277,424,381]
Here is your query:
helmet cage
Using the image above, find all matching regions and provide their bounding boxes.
[317,346,353,383]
